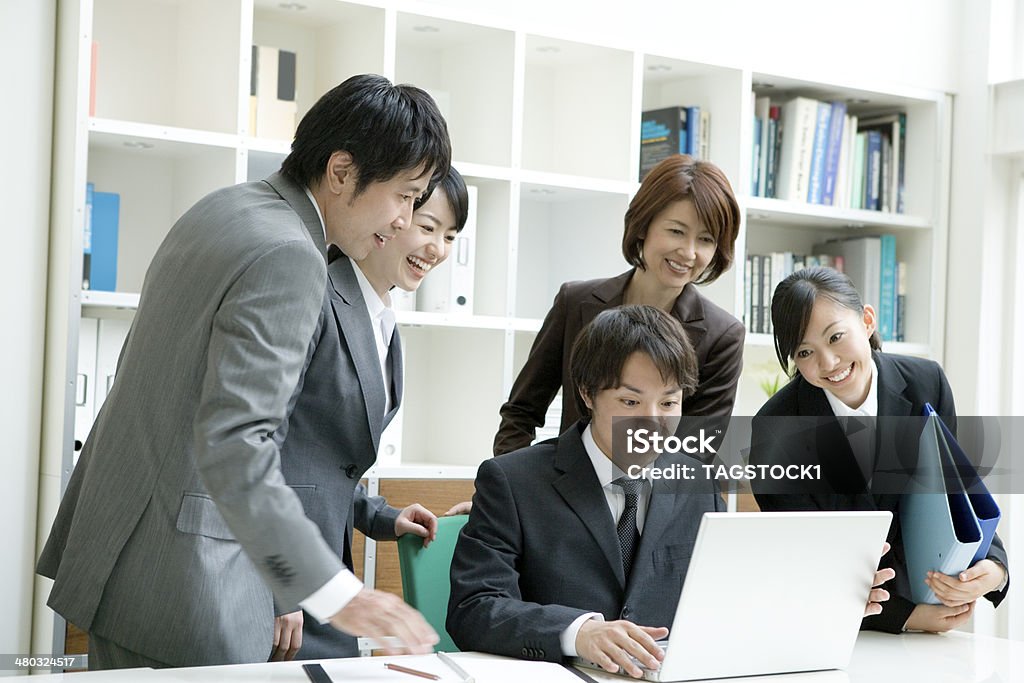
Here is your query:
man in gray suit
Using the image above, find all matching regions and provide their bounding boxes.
[37,75,450,669]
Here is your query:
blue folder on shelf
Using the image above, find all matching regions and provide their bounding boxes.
[900,404,1001,604]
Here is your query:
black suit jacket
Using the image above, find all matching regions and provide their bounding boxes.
[449,422,725,662]
[750,351,1009,633]
[494,271,745,455]
[276,254,404,658]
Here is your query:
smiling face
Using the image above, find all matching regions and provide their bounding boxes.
[357,189,458,295]
[583,351,684,460]
[319,151,432,260]
[639,199,718,291]
[792,297,878,409]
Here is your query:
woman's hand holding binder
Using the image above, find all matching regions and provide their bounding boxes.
[925,559,1008,607]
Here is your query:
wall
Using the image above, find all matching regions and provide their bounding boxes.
[0,0,55,666]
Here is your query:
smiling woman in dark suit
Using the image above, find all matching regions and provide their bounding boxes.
[492,154,744,456]
[750,266,1009,634]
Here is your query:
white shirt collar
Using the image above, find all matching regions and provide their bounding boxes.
[351,260,388,322]
[302,186,328,242]
[582,424,636,487]
[825,356,879,418]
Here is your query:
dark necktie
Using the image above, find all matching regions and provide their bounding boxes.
[615,477,645,577]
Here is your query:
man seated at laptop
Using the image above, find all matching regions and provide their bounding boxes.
[448,305,893,679]
[447,305,723,678]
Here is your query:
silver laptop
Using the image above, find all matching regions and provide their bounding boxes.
[575,511,892,681]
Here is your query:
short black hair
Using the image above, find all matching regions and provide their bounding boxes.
[431,167,470,233]
[281,74,451,197]
[569,305,698,418]
[771,266,882,373]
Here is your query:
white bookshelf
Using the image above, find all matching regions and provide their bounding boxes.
[53,0,952,496]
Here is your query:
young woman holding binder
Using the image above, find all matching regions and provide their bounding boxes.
[750,266,1009,634]
[492,154,745,456]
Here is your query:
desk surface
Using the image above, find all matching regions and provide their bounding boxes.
[27,632,1024,682]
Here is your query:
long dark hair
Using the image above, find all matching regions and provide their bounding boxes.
[771,266,882,373]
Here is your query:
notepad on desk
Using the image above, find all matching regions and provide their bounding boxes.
[321,653,582,683]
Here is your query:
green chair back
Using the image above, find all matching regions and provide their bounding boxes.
[397,514,469,653]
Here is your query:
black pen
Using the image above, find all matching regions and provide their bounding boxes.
[302,663,334,683]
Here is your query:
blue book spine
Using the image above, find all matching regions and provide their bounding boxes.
[91,191,120,291]
[686,106,700,156]
[878,235,897,341]
[83,182,94,290]
[806,101,833,204]
[865,131,883,211]
[821,101,847,206]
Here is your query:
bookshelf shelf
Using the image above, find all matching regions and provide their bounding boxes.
[453,162,515,182]
[89,118,239,151]
[243,137,292,155]
[509,318,544,333]
[80,290,139,311]
[744,197,932,231]
[395,311,509,330]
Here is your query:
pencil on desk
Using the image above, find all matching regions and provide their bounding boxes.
[384,662,441,680]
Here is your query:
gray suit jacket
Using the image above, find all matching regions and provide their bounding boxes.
[38,173,348,666]
[448,423,726,662]
[276,253,404,659]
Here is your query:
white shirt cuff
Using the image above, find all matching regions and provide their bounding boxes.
[298,569,364,624]
[560,613,604,657]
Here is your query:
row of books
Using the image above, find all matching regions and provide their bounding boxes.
[249,45,298,140]
[744,236,907,342]
[638,106,711,180]
[751,95,906,213]
[83,183,120,292]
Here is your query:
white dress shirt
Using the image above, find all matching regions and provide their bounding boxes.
[824,358,879,484]
[352,261,396,415]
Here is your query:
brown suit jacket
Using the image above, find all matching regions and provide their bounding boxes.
[493,270,745,455]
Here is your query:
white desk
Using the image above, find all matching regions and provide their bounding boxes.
[25,632,1024,682]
